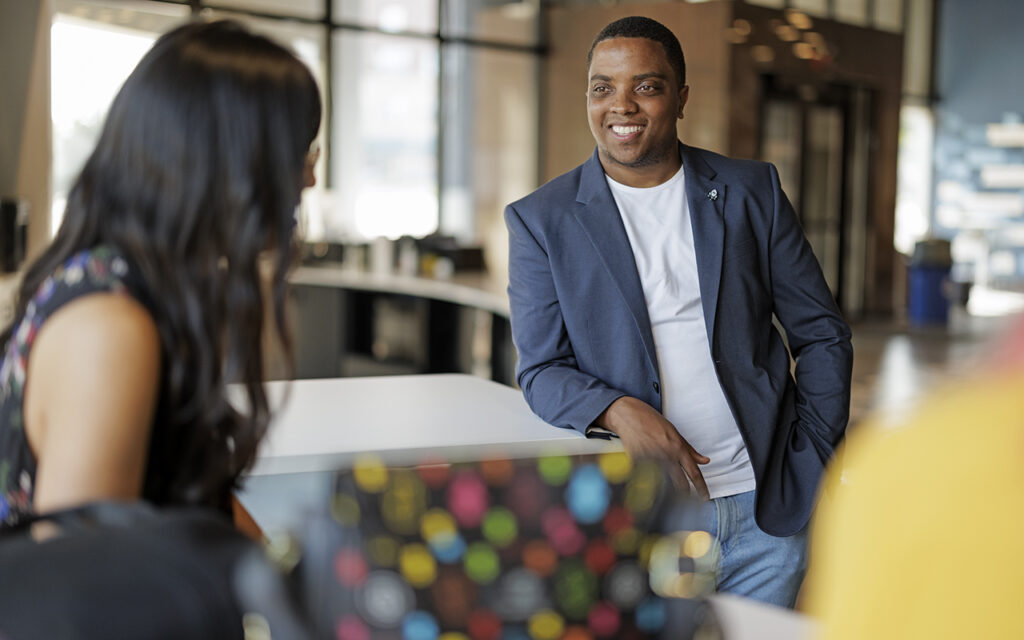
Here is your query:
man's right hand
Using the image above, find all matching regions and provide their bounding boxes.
[594,396,711,500]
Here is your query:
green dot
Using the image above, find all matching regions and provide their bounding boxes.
[482,507,518,547]
[538,455,573,485]
[330,494,361,527]
[554,559,598,620]
[368,535,399,567]
[463,542,501,584]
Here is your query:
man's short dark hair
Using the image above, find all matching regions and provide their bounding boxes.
[586,16,686,87]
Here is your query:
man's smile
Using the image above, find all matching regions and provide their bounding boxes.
[610,124,645,140]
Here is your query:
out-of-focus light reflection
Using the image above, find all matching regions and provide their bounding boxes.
[751,45,776,63]
[804,31,826,47]
[785,9,814,30]
[775,24,800,42]
[793,42,816,60]
[683,531,712,558]
[724,28,748,45]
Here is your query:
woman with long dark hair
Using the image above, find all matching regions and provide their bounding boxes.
[0,19,321,527]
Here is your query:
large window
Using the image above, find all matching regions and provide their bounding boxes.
[332,31,439,240]
[50,0,542,251]
[442,45,538,272]
[50,0,189,234]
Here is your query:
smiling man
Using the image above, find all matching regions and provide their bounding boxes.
[504,16,852,607]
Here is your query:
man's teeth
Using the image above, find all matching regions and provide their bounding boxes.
[612,125,644,135]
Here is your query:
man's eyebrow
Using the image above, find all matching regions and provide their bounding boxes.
[588,72,668,82]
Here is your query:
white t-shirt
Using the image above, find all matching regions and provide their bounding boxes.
[606,165,755,498]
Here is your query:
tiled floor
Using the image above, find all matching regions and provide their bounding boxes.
[847,308,1018,429]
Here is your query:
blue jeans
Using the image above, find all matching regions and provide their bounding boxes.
[692,490,807,608]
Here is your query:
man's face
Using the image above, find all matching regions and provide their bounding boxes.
[586,37,688,187]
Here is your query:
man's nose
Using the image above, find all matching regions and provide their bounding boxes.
[610,91,637,114]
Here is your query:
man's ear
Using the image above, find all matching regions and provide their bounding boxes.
[678,85,690,118]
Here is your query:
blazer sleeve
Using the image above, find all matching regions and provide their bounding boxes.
[505,203,625,435]
[765,163,854,461]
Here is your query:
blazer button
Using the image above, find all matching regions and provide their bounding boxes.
[653,381,660,393]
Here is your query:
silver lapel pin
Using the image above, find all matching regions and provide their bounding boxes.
[708,189,718,201]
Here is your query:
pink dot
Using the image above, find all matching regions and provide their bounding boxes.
[541,506,572,536]
[334,549,368,587]
[335,615,370,640]
[542,507,585,556]
[448,472,489,527]
[587,602,621,637]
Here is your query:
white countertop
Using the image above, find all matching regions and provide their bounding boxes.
[251,373,617,476]
[290,264,510,317]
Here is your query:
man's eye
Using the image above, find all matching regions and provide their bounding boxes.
[637,84,657,93]
[591,86,610,94]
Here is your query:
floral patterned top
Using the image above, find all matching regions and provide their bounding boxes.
[0,246,149,528]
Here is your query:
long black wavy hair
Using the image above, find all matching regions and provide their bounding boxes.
[2,20,321,509]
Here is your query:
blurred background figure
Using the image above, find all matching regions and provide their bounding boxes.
[0,19,320,527]
[804,314,1024,639]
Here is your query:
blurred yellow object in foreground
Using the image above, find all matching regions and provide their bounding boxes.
[805,374,1024,639]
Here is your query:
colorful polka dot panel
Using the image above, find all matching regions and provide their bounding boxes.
[320,453,718,640]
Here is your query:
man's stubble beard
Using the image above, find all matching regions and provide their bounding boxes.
[602,138,677,170]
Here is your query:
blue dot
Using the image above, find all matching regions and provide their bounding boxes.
[403,610,439,640]
[636,596,666,632]
[428,531,467,563]
[565,464,611,524]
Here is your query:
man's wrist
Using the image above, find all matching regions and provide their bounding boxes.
[594,395,639,435]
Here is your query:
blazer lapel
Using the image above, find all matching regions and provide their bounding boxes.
[681,144,727,345]
[574,150,659,373]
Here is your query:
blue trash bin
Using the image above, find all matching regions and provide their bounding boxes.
[908,239,952,326]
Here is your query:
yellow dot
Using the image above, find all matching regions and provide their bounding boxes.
[353,455,388,493]
[638,534,661,567]
[421,508,457,542]
[382,470,427,535]
[683,531,713,558]
[624,462,661,514]
[528,610,565,640]
[400,543,437,588]
[438,634,470,640]
[611,527,641,555]
[598,451,633,483]
[330,493,361,526]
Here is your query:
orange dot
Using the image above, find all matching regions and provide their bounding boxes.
[561,625,593,640]
[522,539,559,577]
[467,609,502,640]
[584,540,617,575]
[602,506,633,536]
[417,462,451,489]
[479,458,515,486]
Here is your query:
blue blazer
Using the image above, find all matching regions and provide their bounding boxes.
[505,144,853,536]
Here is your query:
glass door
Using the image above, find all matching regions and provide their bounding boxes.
[759,79,873,316]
